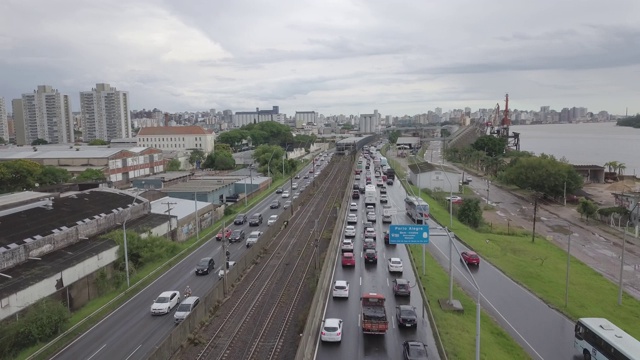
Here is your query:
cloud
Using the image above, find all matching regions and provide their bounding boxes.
[0,0,639,115]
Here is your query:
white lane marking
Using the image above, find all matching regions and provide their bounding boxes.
[360,276,362,286]
[386,277,389,287]
[429,240,544,360]
[86,344,106,360]
[124,345,142,360]
[358,314,361,328]
[392,315,396,329]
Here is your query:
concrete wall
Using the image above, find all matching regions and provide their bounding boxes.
[148,208,292,360]
[0,197,149,271]
[410,170,461,193]
[0,246,118,321]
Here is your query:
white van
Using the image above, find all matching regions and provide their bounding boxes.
[174,296,200,324]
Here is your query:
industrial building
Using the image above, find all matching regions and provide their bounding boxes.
[232,106,285,127]
[408,162,461,193]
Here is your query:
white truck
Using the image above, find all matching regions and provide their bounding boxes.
[364,184,377,207]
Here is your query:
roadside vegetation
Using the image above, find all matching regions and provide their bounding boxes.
[616,114,640,129]
[382,145,640,342]
[13,159,312,360]
[408,245,532,360]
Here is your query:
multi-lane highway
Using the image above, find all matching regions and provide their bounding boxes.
[315,159,442,360]
[52,157,330,360]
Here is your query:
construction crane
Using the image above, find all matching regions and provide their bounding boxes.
[487,93,520,151]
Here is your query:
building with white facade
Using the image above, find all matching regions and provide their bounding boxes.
[295,111,317,128]
[136,125,215,153]
[12,85,74,145]
[0,97,7,141]
[358,110,380,134]
[232,106,284,127]
[408,162,461,193]
[80,83,131,142]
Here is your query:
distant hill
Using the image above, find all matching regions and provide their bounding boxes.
[616,115,640,128]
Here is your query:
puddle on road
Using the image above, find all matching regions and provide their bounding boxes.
[548,224,573,235]
[596,248,618,258]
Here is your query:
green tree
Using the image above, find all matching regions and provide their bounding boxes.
[457,198,483,228]
[88,139,109,145]
[293,134,317,149]
[388,130,401,144]
[577,198,598,222]
[0,159,43,193]
[203,150,235,170]
[499,154,583,198]
[214,143,233,153]
[0,137,7,144]
[106,230,180,270]
[166,158,181,171]
[252,144,285,176]
[38,166,71,185]
[341,123,353,130]
[188,149,206,167]
[31,138,49,145]
[471,135,507,157]
[616,114,640,128]
[76,168,106,182]
[217,129,250,148]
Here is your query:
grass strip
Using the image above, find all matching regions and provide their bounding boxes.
[408,245,532,359]
[383,145,640,339]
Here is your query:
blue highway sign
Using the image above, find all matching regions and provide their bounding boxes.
[389,224,430,244]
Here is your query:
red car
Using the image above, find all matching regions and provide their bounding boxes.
[216,228,232,241]
[384,231,395,246]
[341,252,356,267]
[461,251,480,266]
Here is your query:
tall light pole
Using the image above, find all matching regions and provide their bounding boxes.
[267,151,276,189]
[439,163,454,228]
[122,188,142,288]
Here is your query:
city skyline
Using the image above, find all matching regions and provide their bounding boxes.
[1,1,639,115]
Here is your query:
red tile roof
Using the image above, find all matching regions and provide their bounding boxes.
[137,126,211,136]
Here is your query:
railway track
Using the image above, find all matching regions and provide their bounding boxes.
[193,157,351,360]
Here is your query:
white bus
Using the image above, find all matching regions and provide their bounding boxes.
[364,185,377,207]
[574,318,640,360]
[404,196,430,224]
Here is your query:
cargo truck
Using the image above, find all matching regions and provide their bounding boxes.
[361,293,388,334]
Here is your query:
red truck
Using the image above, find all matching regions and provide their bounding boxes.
[361,293,388,334]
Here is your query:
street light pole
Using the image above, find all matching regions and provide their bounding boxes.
[439,163,453,228]
[122,189,141,288]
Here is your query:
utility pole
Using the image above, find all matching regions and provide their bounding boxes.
[619,220,630,305]
[222,220,229,296]
[531,195,538,243]
[565,231,572,308]
[194,192,199,240]
[564,181,567,206]
[162,201,177,240]
[486,180,491,204]
[315,219,319,270]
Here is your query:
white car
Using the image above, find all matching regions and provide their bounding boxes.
[341,239,354,252]
[349,202,358,212]
[366,205,375,212]
[282,191,290,198]
[321,318,343,342]
[364,227,376,238]
[246,231,262,247]
[283,201,292,209]
[150,291,181,315]
[332,280,349,298]
[446,195,463,202]
[292,183,298,190]
[367,212,376,222]
[347,214,358,224]
[344,225,356,237]
[388,258,404,273]
[267,214,278,226]
[380,194,388,203]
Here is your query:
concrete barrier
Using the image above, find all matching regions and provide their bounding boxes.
[295,158,354,360]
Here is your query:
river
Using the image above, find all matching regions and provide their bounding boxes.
[510,122,640,176]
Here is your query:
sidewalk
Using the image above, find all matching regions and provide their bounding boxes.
[386,144,640,300]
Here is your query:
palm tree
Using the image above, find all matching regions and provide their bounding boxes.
[604,161,618,173]
[617,163,626,176]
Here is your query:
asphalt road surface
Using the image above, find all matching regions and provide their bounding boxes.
[421,145,584,359]
[51,158,330,360]
[315,167,442,360]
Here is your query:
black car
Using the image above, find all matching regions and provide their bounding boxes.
[352,191,360,199]
[234,214,247,225]
[380,186,387,194]
[359,186,365,194]
[275,187,284,194]
[303,175,309,179]
[403,340,428,359]
[393,278,411,296]
[364,249,377,263]
[195,257,215,275]
[353,184,359,191]
[295,174,300,179]
[229,229,245,243]
[270,200,281,209]
[397,305,418,329]
[387,179,394,185]
[248,213,263,226]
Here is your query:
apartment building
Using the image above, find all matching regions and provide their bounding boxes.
[0,97,7,141]
[232,106,284,127]
[80,83,131,142]
[12,85,74,145]
[136,126,215,153]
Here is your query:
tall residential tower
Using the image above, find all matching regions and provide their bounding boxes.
[80,83,131,142]
[13,85,74,145]
[0,97,8,142]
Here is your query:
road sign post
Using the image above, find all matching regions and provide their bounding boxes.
[389,224,430,244]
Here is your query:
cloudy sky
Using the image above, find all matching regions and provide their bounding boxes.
[1,0,639,116]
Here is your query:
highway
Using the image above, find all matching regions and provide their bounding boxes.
[423,142,582,359]
[315,161,442,360]
[52,157,330,360]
